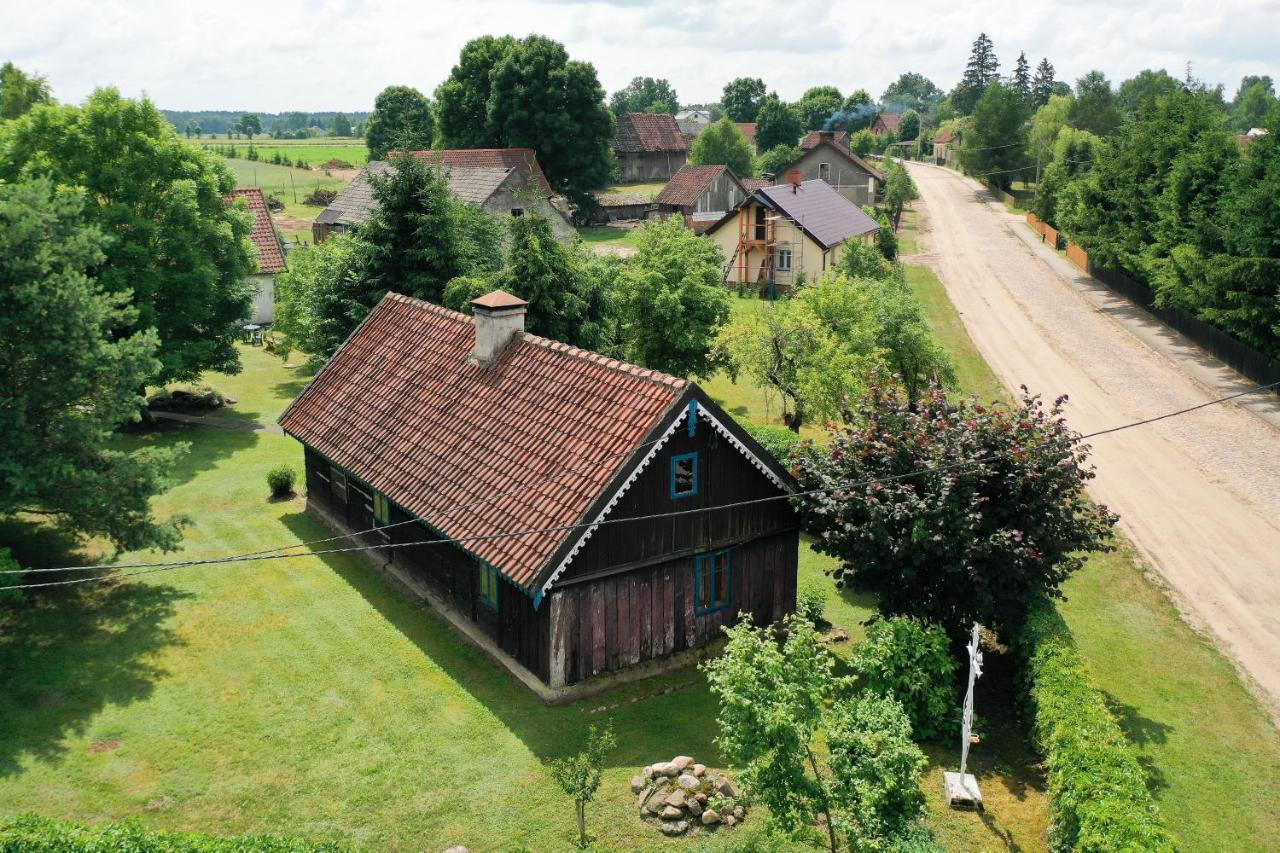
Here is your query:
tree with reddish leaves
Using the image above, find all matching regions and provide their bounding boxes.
[791,382,1117,640]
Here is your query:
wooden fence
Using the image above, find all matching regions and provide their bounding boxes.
[1023,215,1280,388]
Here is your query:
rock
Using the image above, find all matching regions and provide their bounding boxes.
[687,798,703,817]
[677,773,700,790]
[640,787,666,813]
[664,790,686,808]
[692,763,706,777]
[444,848,469,853]
[694,792,708,805]
[653,761,678,777]
[631,775,646,794]
[717,778,739,798]
[701,809,721,825]
[660,805,683,820]
[642,765,654,779]
[724,815,737,827]
[733,806,745,819]
[671,755,694,772]
[661,820,689,837]
[830,627,850,643]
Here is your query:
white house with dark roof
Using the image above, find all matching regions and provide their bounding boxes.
[704,178,880,291]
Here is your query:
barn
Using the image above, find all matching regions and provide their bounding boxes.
[279,290,799,698]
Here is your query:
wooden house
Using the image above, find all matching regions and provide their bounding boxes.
[775,132,885,207]
[227,187,286,325]
[279,290,799,697]
[313,148,572,244]
[933,129,958,166]
[614,113,690,182]
[654,165,749,233]
[704,178,880,292]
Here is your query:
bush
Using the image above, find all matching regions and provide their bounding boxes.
[267,465,296,499]
[0,547,24,605]
[1017,600,1176,852]
[741,420,804,466]
[0,814,343,851]
[795,578,828,625]
[850,616,957,741]
[302,188,338,206]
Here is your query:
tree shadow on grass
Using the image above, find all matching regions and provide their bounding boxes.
[277,511,723,769]
[0,579,190,777]
[115,420,260,491]
[1102,690,1172,795]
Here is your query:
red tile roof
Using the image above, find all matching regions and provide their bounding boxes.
[872,112,900,132]
[279,293,688,590]
[654,164,735,207]
[615,113,689,153]
[409,148,554,196]
[741,178,769,192]
[227,187,286,274]
[734,123,757,146]
[934,129,957,144]
[800,130,849,150]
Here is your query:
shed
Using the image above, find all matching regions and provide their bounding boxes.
[654,165,749,232]
[279,291,799,697]
[614,113,690,182]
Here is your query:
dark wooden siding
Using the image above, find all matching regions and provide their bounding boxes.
[549,529,798,686]
[559,406,797,582]
[302,445,550,682]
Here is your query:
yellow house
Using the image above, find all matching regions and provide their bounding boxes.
[704,179,881,292]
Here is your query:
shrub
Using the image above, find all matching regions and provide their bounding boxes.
[850,616,957,741]
[0,814,343,851]
[795,578,828,626]
[267,465,296,499]
[302,187,338,206]
[741,420,804,466]
[1017,600,1176,852]
[0,547,24,605]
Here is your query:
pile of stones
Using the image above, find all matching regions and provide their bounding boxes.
[632,755,748,837]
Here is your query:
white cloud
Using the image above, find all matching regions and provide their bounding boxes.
[3,0,1276,111]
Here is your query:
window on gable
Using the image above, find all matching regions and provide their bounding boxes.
[671,452,698,499]
[479,563,499,610]
[777,248,792,272]
[819,162,831,181]
[694,550,731,615]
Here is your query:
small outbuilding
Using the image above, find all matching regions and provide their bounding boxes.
[654,165,750,233]
[279,290,799,697]
[227,187,286,325]
[614,113,690,182]
[871,112,901,135]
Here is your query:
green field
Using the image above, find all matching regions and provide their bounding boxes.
[576,225,643,249]
[602,182,667,200]
[216,158,350,244]
[190,137,369,168]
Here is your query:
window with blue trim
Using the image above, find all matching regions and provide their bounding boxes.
[694,550,731,615]
[671,452,698,499]
[479,564,499,610]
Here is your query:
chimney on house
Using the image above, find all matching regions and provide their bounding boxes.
[469,289,528,368]
[818,130,835,143]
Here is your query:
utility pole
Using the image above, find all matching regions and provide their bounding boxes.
[944,622,984,810]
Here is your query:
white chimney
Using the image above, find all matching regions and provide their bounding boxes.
[468,289,528,367]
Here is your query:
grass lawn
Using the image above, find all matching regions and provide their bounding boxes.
[217,158,352,244]
[161,344,315,428]
[576,225,643,249]
[908,257,1280,851]
[603,182,666,199]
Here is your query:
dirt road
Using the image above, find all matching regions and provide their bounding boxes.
[905,161,1280,716]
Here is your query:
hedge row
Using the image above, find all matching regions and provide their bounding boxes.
[1016,602,1177,852]
[0,815,344,852]
[741,420,804,467]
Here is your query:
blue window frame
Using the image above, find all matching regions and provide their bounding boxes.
[694,550,732,615]
[670,452,699,499]
[479,563,499,610]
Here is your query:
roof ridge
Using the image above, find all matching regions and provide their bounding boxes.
[517,332,687,390]
[385,291,476,325]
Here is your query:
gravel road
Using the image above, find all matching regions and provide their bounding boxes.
[905,161,1280,717]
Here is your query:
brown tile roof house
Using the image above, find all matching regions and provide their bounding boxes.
[655,165,750,233]
[871,112,901,134]
[228,187,286,274]
[654,165,736,207]
[734,123,758,149]
[280,290,799,693]
[614,113,689,154]
[409,147,554,196]
[800,130,849,150]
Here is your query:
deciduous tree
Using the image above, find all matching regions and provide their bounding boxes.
[272,232,367,367]
[960,81,1029,189]
[1068,70,1121,137]
[0,89,256,383]
[365,85,435,159]
[755,92,802,151]
[330,112,352,137]
[550,721,616,848]
[721,77,767,122]
[0,178,187,552]
[609,76,679,115]
[703,615,927,853]
[850,616,957,740]
[896,108,921,143]
[756,143,802,179]
[688,117,754,178]
[796,85,844,130]
[1116,69,1182,120]
[792,383,1117,639]
[236,113,261,139]
[616,217,729,377]
[0,62,52,120]
[880,72,942,113]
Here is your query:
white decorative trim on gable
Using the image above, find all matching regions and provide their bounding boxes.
[533,401,793,606]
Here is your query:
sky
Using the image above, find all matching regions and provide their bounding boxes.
[4,0,1278,112]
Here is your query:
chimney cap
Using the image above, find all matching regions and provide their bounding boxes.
[471,289,528,311]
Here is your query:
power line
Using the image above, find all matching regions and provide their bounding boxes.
[4,378,1277,592]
